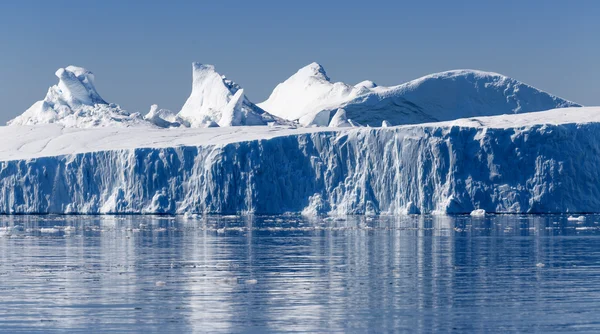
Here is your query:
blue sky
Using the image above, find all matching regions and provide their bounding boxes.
[0,0,598,122]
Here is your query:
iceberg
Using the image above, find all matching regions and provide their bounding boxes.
[0,107,599,215]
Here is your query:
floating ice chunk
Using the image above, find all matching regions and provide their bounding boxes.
[470,209,486,217]
[401,202,420,215]
[567,216,586,222]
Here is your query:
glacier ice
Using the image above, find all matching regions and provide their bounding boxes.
[470,209,486,217]
[1,107,599,215]
[328,109,353,128]
[144,104,182,128]
[8,66,146,128]
[177,63,282,127]
[258,63,581,127]
[8,63,287,129]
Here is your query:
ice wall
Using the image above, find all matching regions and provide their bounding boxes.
[0,121,598,214]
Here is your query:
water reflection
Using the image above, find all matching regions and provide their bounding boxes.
[0,214,599,332]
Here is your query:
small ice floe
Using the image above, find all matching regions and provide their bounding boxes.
[40,228,59,234]
[63,226,76,233]
[470,209,486,217]
[155,281,166,287]
[536,262,545,268]
[567,215,586,222]
[244,279,258,285]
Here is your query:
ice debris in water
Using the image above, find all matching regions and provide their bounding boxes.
[470,209,486,217]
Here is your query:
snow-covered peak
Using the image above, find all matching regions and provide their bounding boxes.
[259,64,581,127]
[354,80,377,89]
[177,63,281,127]
[257,62,359,122]
[8,66,145,128]
[295,62,330,81]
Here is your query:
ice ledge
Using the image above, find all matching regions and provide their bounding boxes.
[0,107,596,161]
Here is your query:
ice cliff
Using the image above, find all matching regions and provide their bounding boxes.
[0,107,598,215]
[258,63,581,127]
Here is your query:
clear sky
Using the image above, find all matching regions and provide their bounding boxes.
[0,0,598,123]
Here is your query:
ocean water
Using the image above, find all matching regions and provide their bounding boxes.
[0,214,599,333]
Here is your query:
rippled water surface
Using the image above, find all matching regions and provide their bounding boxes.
[1,214,600,333]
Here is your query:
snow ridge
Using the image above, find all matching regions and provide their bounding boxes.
[259,64,581,127]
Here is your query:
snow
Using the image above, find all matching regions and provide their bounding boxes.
[257,62,360,125]
[8,66,146,128]
[0,106,599,215]
[258,64,580,127]
[176,63,282,127]
[144,104,182,128]
[8,63,285,129]
[328,109,353,128]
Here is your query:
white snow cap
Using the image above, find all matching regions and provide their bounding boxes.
[8,66,144,128]
[259,63,581,127]
[177,62,281,127]
[257,62,360,123]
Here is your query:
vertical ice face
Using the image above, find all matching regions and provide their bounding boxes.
[3,107,600,215]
